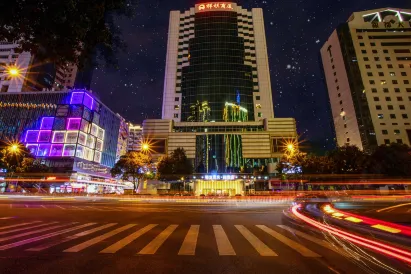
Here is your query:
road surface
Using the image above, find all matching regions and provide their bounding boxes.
[0,198,409,274]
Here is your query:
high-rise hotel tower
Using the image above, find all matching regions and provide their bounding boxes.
[162,2,274,122]
[321,8,411,152]
[143,2,298,193]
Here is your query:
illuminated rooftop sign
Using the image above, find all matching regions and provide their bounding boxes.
[196,2,236,12]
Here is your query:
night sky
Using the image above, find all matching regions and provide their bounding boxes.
[91,0,411,152]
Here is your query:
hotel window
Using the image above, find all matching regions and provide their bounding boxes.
[376,105,382,110]
[390,114,396,119]
[371,88,377,93]
[397,139,403,144]
[382,130,388,135]
[383,49,388,53]
[339,100,343,105]
[383,88,388,93]
[390,72,396,76]
[401,72,407,76]
[405,80,410,84]
[378,114,384,119]
[256,96,260,100]
[388,105,393,110]
[346,138,350,143]
[372,50,378,54]
[376,64,382,69]
[367,72,373,76]
[397,97,403,101]
[374,57,380,61]
[373,97,379,101]
[364,57,369,61]
[174,105,180,110]
[369,80,375,84]
[399,64,404,68]
[371,43,375,46]
[358,36,363,39]
[174,113,178,118]
[386,97,391,101]
[384,139,390,144]
[402,114,408,119]
[258,112,262,118]
[361,50,367,54]
[360,43,365,46]
[378,72,384,76]
[400,105,405,110]
[385,57,391,61]
[175,97,179,102]
[338,93,341,97]
[344,124,347,128]
[388,64,393,68]
[333,72,337,76]
[407,88,411,93]
[395,88,400,93]
[409,96,411,101]
[336,86,340,90]
[392,80,398,84]
[365,65,371,69]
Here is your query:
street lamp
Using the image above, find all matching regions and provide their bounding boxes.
[7,67,20,77]
[8,143,21,154]
[142,143,150,152]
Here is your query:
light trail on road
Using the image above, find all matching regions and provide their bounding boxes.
[291,205,411,264]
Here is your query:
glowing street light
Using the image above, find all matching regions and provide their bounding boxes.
[141,143,150,152]
[7,67,20,77]
[8,143,21,154]
[287,144,295,152]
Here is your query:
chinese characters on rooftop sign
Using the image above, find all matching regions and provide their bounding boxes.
[196,3,236,12]
[370,21,410,28]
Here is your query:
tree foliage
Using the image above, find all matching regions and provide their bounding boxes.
[0,144,33,173]
[277,144,411,176]
[111,151,151,191]
[156,148,193,181]
[0,0,136,68]
[16,158,51,173]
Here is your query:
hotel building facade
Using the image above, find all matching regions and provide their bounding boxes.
[321,8,411,152]
[143,2,298,195]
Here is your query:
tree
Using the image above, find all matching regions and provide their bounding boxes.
[327,145,368,174]
[111,151,151,192]
[369,143,411,176]
[0,144,33,173]
[157,148,193,181]
[16,158,51,173]
[0,0,136,68]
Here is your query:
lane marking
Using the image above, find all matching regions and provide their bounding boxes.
[41,205,47,209]
[0,222,57,236]
[64,224,136,252]
[371,224,401,234]
[0,221,42,231]
[0,223,94,250]
[85,206,104,211]
[0,217,14,220]
[257,225,320,257]
[235,225,277,256]
[376,203,411,213]
[100,224,157,254]
[178,225,200,256]
[0,223,69,242]
[213,225,236,256]
[55,205,66,210]
[27,223,117,251]
[138,225,178,255]
[71,206,84,211]
[277,225,346,256]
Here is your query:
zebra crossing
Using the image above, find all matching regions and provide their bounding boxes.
[0,220,338,257]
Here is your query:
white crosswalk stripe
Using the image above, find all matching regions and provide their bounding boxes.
[0,223,94,250]
[0,221,42,231]
[178,225,199,256]
[213,225,236,256]
[0,221,341,258]
[64,224,136,253]
[101,224,157,254]
[138,225,178,255]
[257,225,321,257]
[235,225,277,256]
[26,223,118,251]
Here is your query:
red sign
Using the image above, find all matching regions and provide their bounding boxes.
[197,3,235,12]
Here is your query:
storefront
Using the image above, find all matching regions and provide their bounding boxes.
[194,176,245,196]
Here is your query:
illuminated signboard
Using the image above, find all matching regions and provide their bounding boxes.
[196,2,236,12]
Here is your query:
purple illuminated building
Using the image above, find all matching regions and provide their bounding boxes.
[0,90,127,193]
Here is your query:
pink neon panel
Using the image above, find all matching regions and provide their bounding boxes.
[67,118,81,130]
[26,144,38,155]
[38,130,52,143]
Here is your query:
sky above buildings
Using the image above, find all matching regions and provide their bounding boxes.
[91,0,411,151]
